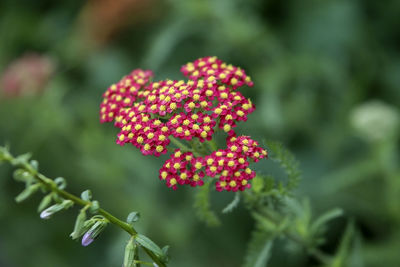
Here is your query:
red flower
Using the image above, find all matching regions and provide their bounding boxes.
[100,56,267,191]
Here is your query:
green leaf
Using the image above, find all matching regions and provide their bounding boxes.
[30,160,39,171]
[90,200,100,213]
[251,175,265,194]
[161,245,170,263]
[70,209,87,240]
[15,183,41,203]
[127,212,140,225]
[81,190,92,201]
[135,234,163,257]
[347,231,364,267]
[11,153,32,165]
[263,176,276,194]
[265,141,301,193]
[54,177,67,190]
[243,227,274,267]
[0,146,6,161]
[310,208,343,237]
[38,194,53,212]
[193,180,220,226]
[331,220,356,267]
[222,192,240,214]
[13,169,33,183]
[252,212,277,232]
[124,237,137,267]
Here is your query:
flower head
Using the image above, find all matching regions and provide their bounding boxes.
[1,53,54,97]
[100,57,266,191]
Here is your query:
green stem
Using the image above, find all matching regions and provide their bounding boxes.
[169,136,202,157]
[243,191,331,265]
[263,208,330,264]
[2,151,166,267]
[134,260,154,266]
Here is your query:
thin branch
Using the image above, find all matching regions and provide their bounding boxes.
[2,150,166,267]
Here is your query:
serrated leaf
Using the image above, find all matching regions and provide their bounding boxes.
[310,208,343,236]
[222,192,240,214]
[243,227,274,267]
[263,176,275,194]
[251,175,265,193]
[331,220,356,267]
[264,141,301,194]
[252,212,277,232]
[135,234,163,257]
[194,180,220,226]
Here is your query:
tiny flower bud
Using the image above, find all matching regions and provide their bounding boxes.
[40,209,52,220]
[81,220,108,246]
[81,231,94,247]
[39,200,73,220]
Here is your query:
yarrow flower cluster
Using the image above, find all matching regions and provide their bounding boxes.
[159,135,266,192]
[100,56,267,191]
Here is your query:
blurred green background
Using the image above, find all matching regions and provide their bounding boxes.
[0,0,399,266]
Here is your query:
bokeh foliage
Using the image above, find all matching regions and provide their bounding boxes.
[0,0,399,266]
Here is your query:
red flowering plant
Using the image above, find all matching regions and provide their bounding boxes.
[0,57,346,267]
[100,56,267,192]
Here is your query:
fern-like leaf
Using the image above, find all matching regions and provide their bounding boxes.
[265,141,301,193]
[193,180,220,227]
[243,225,274,267]
[222,192,240,214]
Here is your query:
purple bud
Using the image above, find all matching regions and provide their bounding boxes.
[40,210,52,219]
[81,231,94,246]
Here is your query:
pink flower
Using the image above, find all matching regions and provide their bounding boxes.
[1,53,54,97]
[100,56,267,191]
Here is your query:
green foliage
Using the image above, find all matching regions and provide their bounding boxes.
[310,208,344,243]
[70,209,87,240]
[265,141,301,194]
[14,183,42,203]
[127,212,141,225]
[124,237,137,267]
[330,221,356,267]
[81,190,92,201]
[1,0,400,265]
[37,193,53,212]
[222,192,240,214]
[135,234,164,258]
[193,180,220,226]
[243,226,274,267]
[0,147,168,267]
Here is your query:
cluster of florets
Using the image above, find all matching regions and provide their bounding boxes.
[100,69,153,123]
[100,56,267,191]
[159,135,267,191]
